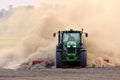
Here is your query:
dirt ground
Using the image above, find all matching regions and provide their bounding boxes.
[0,68,119,80]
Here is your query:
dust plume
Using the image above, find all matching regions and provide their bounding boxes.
[0,0,120,69]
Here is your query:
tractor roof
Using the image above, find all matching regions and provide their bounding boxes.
[62,30,83,33]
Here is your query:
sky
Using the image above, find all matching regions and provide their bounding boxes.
[0,0,35,10]
[0,0,63,10]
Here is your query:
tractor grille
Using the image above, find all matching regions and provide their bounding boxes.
[67,46,75,53]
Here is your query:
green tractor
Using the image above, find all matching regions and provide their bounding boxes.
[53,29,88,68]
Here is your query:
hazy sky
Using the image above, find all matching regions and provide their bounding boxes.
[0,0,34,10]
[0,0,63,10]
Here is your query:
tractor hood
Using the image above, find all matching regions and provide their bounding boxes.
[67,41,76,47]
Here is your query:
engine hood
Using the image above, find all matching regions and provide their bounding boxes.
[67,41,76,47]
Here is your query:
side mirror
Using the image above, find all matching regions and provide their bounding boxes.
[53,33,56,37]
[85,33,88,37]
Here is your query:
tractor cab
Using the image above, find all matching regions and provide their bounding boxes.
[62,30,81,48]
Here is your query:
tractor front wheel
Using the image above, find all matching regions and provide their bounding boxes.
[56,52,62,68]
[80,51,87,67]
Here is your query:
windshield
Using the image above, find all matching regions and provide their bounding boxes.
[63,33,80,43]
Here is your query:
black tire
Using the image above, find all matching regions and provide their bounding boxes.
[56,52,62,68]
[80,51,87,67]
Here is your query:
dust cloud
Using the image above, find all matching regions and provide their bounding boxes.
[0,0,120,69]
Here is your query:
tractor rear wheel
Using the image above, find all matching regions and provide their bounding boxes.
[80,51,87,67]
[56,52,62,68]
